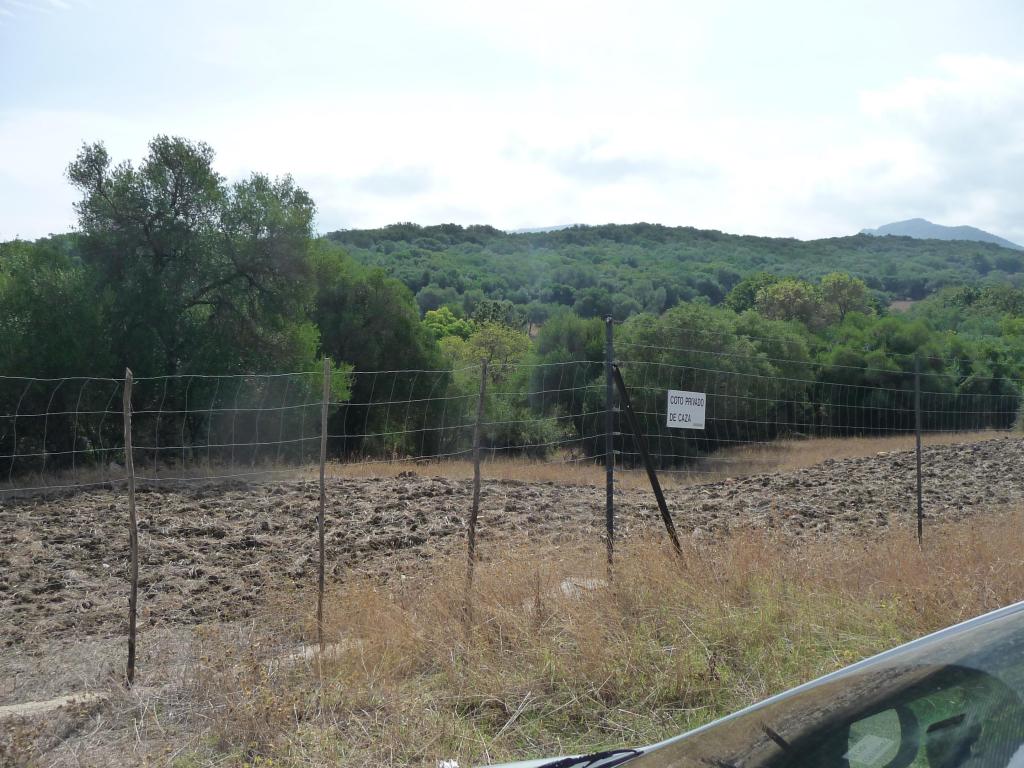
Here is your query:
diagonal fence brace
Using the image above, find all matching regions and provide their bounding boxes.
[611,364,683,558]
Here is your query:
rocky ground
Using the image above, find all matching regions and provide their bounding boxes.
[2,437,1022,706]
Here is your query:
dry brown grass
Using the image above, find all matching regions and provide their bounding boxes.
[322,430,1009,489]
[703,429,1010,476]
[154,507,1024,767]
[4,431,1020,766]
[3,430,1007,497]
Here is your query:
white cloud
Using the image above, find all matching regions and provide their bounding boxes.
[0,108,145,238]
[847,55,1024,242]
[1,42,1023,245]
[2,0,53,14]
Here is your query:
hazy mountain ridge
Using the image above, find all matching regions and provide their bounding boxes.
[861,218,1022,250]
[507,224,581,234]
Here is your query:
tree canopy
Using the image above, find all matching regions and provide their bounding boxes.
[3,135,1024,475]
[326,222,1024,321]
[66,136,320,376]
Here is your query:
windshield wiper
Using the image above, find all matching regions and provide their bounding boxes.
[537,748,643,768]
[760,723,791,752]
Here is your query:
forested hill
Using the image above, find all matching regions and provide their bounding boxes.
[324,222,1024,319]
[5,136,1024,474]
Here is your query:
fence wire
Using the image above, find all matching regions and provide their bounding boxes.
[2,340,1022,494]
[614,339,1021,477]
[5,339,1023,694]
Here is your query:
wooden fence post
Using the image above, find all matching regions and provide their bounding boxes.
[915,355,924,548]
[612,365,683,558]
[464,359,488,631]
[318,357,330,653]
[604,316,615,579]
[122,368,139,687]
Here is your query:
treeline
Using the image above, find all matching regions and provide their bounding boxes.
[325,221,1024,323]
[2,136,1023,478]
[309,281,1024,471]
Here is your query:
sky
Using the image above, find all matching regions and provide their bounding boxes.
[1,0,1023,243]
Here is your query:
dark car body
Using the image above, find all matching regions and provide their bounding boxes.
[490,599,1024,768]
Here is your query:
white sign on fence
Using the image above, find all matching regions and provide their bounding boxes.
[666,390,706,429]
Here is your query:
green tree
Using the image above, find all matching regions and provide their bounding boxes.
[0,237,118,474]
[67,135,319,375]
[572,286,614,318]
[311,240,442,373]
[471,298,526,329]
[534,310,604,363]
[440,321,566,456]
[0,236,110,377]
[755,278,831,328]
[820,272,872,321]
[529,311,605,451]
[423,306,473,340]
[442,321,531,380]
[310,241,443,457]
[416,283,460,313]
[524,300,553,334]
[725,272,781,313]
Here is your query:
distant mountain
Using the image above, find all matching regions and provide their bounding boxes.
[508,224,581,234]
[861,218,1022,250]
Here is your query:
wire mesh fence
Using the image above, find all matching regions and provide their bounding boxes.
[129,372,326,484]
[0,372,336,493]
[2,338,1022,494]
[4,325,1024,686]
[0,375,127,492]
[613,348,1021,478]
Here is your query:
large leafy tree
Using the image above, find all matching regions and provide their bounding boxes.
[310,240,445,456]
[440,321,562,456]
[724,272,781,313]
[67,135,319,376]
[422,306,473,340]
[62,136,323,464]
[0,237,116,474]
[311,240,440,373]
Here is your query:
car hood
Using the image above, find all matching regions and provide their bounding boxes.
[479,600,1024,768]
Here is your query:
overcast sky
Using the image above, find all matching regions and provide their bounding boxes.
[2,0,1023,242]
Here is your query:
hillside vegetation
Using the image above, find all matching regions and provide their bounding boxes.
[326,221,1024,319]
[4,136,1024,478]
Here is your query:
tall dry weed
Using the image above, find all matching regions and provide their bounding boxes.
[176,510,1024,766]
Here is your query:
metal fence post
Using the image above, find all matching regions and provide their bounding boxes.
[465,359,488,630]
[915,355,923,547]
[122,368,139,687]
[317,357,330,653]
[604,317,615,578]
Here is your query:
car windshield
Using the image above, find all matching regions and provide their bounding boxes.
[631,603,1024,768]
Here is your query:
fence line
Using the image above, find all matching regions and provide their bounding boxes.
[4,330,1024,683]
[1,357,1020,491]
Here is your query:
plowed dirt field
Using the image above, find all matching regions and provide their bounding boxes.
[3,437,1022,705]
